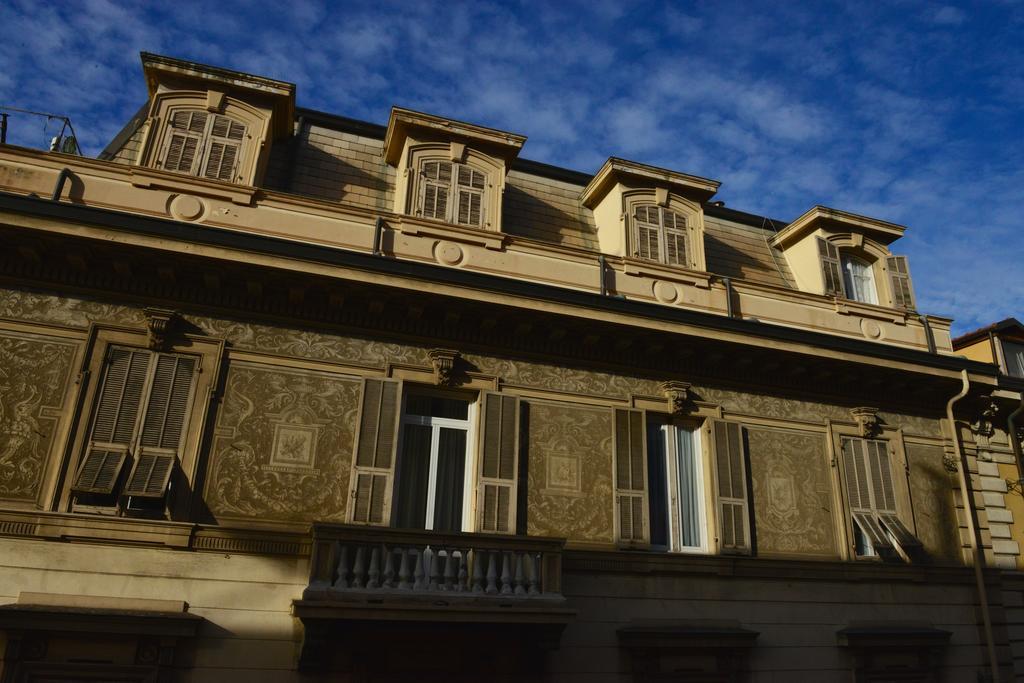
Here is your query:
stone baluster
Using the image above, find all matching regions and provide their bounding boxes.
[514,551,527,595]
[367,545,380,589]
[486,550,499,594]
[527,552,540,595]
[472,548,485,593]
[442,548,456,591]
[500,551,513,595]
[428,547,441,590]
[352,546,366,589]
[382,546,396,588]
[413,549,426,590]
[458,548,469,592]
[331,544,349,589]
[398,546,412,590]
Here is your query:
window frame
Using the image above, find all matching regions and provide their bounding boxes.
[157,107,247,182]
[411,156,491,228]
[392,388,479,533]
[629,203,692,268]
[840,253,879,305]
[647,415,708,554]
[60,325,224,520]
[1001,339,1024,378]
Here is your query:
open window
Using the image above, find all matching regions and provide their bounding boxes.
[647,416,706,552]
[840,436,924,561]
[71,346,197,516]
[348,379,520,534]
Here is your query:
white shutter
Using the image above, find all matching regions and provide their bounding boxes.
[713,421,750,552]
[633,205,661,261]
[663,210,688,266]
[202,115,245,182]
[817,237,843,296]
[161,110,207,174]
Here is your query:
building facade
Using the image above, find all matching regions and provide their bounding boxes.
[0,53,1020,681]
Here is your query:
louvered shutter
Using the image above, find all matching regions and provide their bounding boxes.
[477,393,520,533]
[202,115,245,182]
[349,378,401,525]
[73,348,152,494]
[713,421,750,552]
[456,165,485,227]
[614,408,648,544]
[886,255,915,310]
[841,438,894,553]
[162,110,206,174]
[662,210,688,266]
[420,161,452,220]
[126,354,197,498]
[817,237,843,296]
[633,206,661,261]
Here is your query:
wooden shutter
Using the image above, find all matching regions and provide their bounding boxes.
[663,210,688,266]
[129,354,197,499]
[817,237,843,296]
[886,255,915,310]
[203,115,245,182]
[713,421,750,552]
[842,437,901,555]
[350,378,401,525]
[477,392,520,533]
[73,348,152,494]
[456,165,485,226]
[162,110,206,173]
[614,408,648,543]
[633,205,660,261]
[865,440,896,513]
[420,161,452,220]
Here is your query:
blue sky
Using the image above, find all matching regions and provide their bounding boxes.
[0,0,1021,335]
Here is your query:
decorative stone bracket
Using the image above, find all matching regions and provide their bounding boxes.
[970,395,1000,438]
[851,407,881,438]
[144,307,181,351]
[427,348,460,386]
[661,381,692,417]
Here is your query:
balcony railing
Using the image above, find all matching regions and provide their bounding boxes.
[303,523,566,601]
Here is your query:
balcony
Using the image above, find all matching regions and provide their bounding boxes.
[293,524,574,670]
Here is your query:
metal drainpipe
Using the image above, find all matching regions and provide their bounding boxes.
[919,315,936,354]
[947,370,1001,682]
[1009,396,1024,487]
[723,277,734,318]
[51,168,72,201]
[372,217,384,256]
[598,254,607,296]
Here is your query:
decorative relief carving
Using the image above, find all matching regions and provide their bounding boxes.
[143,307,180,351]
[427,348,460,386]
[660,380,692,416]
[851,406,882,438]
[527,402,614,542]
[434,241,465,266]
[205,363,360,522]
[0,288,144,328]
[0,331,77,501]
[970,396,1000,438]
[745,428,837,557]
[906,443,961,564]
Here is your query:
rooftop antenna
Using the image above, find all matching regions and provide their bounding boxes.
[0,105,82,155]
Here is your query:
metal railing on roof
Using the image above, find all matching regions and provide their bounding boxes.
[0,105,81,155]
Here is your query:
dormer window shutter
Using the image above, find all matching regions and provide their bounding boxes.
[456,165,485,227]
[477,392,520,533]
[162,110,207,174]
[420,161,452,221]
[614,408,648,544]
[817,237,843,296]
[633,206,661,261]
[72,348,152,494]
[202,115,246,182]
[663,210,689,266]
[886,255,915,310]
[349,378,401,525]
[713,421,750,553]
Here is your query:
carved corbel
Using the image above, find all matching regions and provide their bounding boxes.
[851,406,881,438]
[144,307,180,351]
[660,381,692,417]
[428,348,460,386]
[971,396,1000,437]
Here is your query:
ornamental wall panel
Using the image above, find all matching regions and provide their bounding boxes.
[204,362,361,523]
[745,427,838,558]
[906,442,963,564]
[0,330,78,502]
[526,400,615,544]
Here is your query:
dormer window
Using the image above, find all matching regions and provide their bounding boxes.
[418,159,487,227]
[159,109,246,182]
[633,204,689,266]
[841,254,878,305]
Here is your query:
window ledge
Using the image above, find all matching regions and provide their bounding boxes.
[834,297,908,324]
[621,257,711,289]
[129,166,256,206]
[396,214,506,250]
